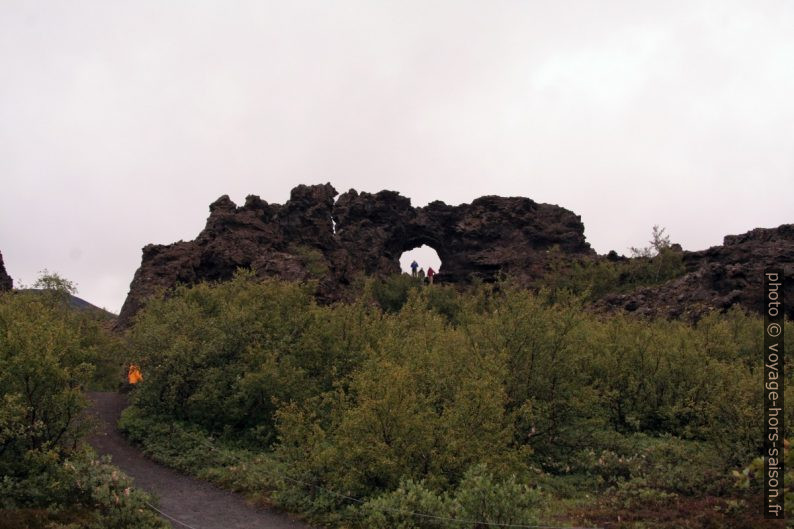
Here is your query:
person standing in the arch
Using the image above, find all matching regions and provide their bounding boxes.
[410,260,419,277]
[427,267,436,285]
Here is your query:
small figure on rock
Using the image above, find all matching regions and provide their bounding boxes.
[427,267,436,285]
[418,267,425,281]
[410,260,419,277]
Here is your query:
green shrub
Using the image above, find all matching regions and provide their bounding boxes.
[360,464,542,529]
[0,273,163,528]
[120,273,786,528]
[290,244,330,279]
[126,272,372,445]
[0,285,94,477]
[371,274,422,313]
[0,447,166,529]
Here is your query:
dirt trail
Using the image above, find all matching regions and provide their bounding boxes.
[86,392,315,529]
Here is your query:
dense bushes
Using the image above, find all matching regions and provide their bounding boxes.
[1,280,106,477]
[122,271,791,528]
[0,448,166,529]
[359,465,543,529]
[0,276,166,529]
[127,272,375,445]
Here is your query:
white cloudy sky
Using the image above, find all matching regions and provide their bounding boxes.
[1,1,792,312]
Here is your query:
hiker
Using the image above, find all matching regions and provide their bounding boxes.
[427,267,436,285]
[128,364,143,385]
[418,267,425,281]
[410,260,419,277]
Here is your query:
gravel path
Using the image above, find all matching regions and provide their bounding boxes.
[86,392,315,529]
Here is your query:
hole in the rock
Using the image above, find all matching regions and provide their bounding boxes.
[399,245,441,276]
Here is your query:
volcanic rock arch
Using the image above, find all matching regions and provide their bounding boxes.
[116,183,794,327]
[116,183,592,327]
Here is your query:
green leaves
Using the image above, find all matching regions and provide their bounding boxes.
[361,465,542,529]
[122,271,782,528]
[128,272,373,443]
[0,289,93,464]
[0,274,165,528]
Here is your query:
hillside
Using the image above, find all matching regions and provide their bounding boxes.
[18,288,117,320]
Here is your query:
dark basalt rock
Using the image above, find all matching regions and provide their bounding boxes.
[0,251,12,291]
[334,190,592,284]
[116,183,793,328]
[117,184,592,327]
[597,224,794,320]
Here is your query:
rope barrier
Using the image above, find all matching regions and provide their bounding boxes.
[145,501,202,529]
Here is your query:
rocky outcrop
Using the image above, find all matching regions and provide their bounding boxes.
[0,251,12,291]
[117,183,793,328]
[597,224,794,320]
[334,190,591,283]
[117,184,592,327]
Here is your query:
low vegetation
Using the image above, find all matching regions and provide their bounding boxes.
[0,274,167,529]
[2,261,788,528]
[119,270,792,528]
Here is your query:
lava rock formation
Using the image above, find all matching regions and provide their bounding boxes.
[117,183,591,326]
[117,183,793,328]
[597,224,794,320]
[0,251,12,291]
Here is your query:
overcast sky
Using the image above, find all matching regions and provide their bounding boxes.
[1,1,793,312]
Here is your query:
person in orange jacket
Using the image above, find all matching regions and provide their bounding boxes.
[128,364,143,385]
